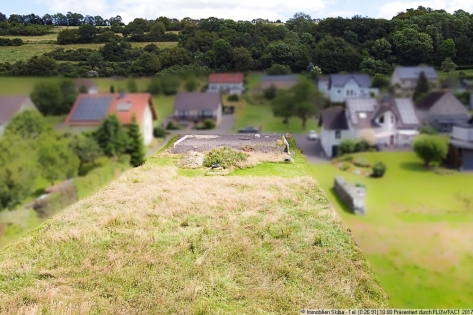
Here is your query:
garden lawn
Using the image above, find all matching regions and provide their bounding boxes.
[310,151,473,308]
[230,97,320,133]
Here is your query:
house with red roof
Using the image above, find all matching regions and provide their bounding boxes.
[65,93,158,145]
[0,96,37,135]
[207,73,244,95]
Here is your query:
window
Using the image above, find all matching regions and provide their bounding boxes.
[358,112,367,119]
[391,115,395,123]
[335,130,341,139]
[379,115,384,123]
[178,110,189,118]
[338,89,341,94]
[200,110,213,118]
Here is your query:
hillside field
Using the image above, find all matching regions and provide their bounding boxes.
[0,140,389,313]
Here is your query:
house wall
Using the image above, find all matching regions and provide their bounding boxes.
[452,126,473,142]
[321,128,353,158]
[142,105,154,146]
[174,106,222,125]
[391,72,438,91]
[317,80,330,97]
[0,98,38,136]
[329,78,378,103]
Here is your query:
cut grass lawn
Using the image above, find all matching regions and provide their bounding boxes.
[310,152,473,308]
[230,96,320,133]
[0,143,390,313]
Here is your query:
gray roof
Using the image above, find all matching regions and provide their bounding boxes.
[174,92,221,111]
[0,96,29,123]
[261,75,298,82]
[346,97,419,129]
[330,74,371,88]
[319,107,349,130]
[394,66,438,80]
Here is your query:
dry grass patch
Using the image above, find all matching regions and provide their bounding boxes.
[0,154,389,313]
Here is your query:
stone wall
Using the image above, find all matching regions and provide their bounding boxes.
[333,176,366,215]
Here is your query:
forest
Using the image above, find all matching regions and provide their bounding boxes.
[0,7,472,77]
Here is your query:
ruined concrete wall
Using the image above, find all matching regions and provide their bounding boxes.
[333,176,366,215]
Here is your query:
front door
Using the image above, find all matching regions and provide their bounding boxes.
[390,135,395,145]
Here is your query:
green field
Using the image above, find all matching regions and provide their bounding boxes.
[0,40,177,63]
[310,152,473,307]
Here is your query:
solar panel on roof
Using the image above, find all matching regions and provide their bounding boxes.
[117,103,131,111]
[396,99,418,125]
[70,97,112,122]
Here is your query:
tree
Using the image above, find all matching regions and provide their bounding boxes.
[4,110,51,140]
[360,58,391,75]
[24,56,58,76]
[78,23,97,43]
[271,90,293,129]
[263,84,278,100]
[413,71,430,103]
[57,28,79,44]
[110,85,115,93]
[94,114,129,157]
[439,39,456,60]
[371,38,392,60]
[412,134,448,167]
[127,78,138,93]
[441,57,457,74]
[291,77,318,129]
[184,75,198,92]
[30,82,64,115]
[125,116,145,167]
[37,135,80,185]
[0,135,39,210]
[69,133,103,173]
[231,47,254,71]
[392,27,433,65]
[147,77,162,95]
[266,64,291,75]
[59,80,78,114]
[131,52,161,75]
[87,52,104,68]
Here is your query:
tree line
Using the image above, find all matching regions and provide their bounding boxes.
[1,7,473,77]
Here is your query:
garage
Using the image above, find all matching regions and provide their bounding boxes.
[464,150,473,171]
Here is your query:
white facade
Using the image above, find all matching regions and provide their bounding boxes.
[142,105,154,146]
[330,78,379,103]
[321,128,353,158]
[208,82,244,95]
[453,125,473,142]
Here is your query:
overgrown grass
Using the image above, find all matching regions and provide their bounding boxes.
[0,42,177,63]
[0,146,389,313]
[310,151,473,308]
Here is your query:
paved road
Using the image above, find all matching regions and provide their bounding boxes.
[293,134,329,164]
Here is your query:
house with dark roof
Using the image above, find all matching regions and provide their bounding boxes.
[65,93,157,145]
[207,73,244,95]
[415,91,470,133]
[317,74,379,103]
[319,97,420,157]
[446,117,473,171]
[75,79,98,94]
[173,92,222,126]
[0,96,37,135]
[260,75,298,90]
[391,66,438,92]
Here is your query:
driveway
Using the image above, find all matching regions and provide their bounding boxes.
[293,133,329,164]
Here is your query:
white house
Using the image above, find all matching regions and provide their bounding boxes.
[319,97,420,157]
[318,74,379,103]
[75,79,98,94]
[391,66,438,92]
[207,73,244,95]
[448,117,473,171]
[65,93,157,146]
[0,96,38,135]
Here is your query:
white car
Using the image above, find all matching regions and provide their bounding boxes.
[307,130,318,141]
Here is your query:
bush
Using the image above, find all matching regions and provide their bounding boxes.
[263,84,277,100]
[203,147,248,169]
[339,163,350,171]
[371,161,386,178]
[412,135,449,167]
[419,125,438,135]
[355,139,371,152]
[153,126,169,138]
[353,157,370,168]
[227,94,239,101]
[338,139,357,156]
[166,122,180,130]
[203,119,215,129]
[337,154,353,162]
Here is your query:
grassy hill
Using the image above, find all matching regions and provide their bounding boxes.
[0,141,389,313]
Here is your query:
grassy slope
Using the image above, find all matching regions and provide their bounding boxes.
[0,144,389,313]
[310,152,473,308]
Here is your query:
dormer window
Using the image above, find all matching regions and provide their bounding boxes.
[358,112,367,119]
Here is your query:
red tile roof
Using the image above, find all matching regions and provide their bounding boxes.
[208,73,244,84]
[65,93,157,126]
